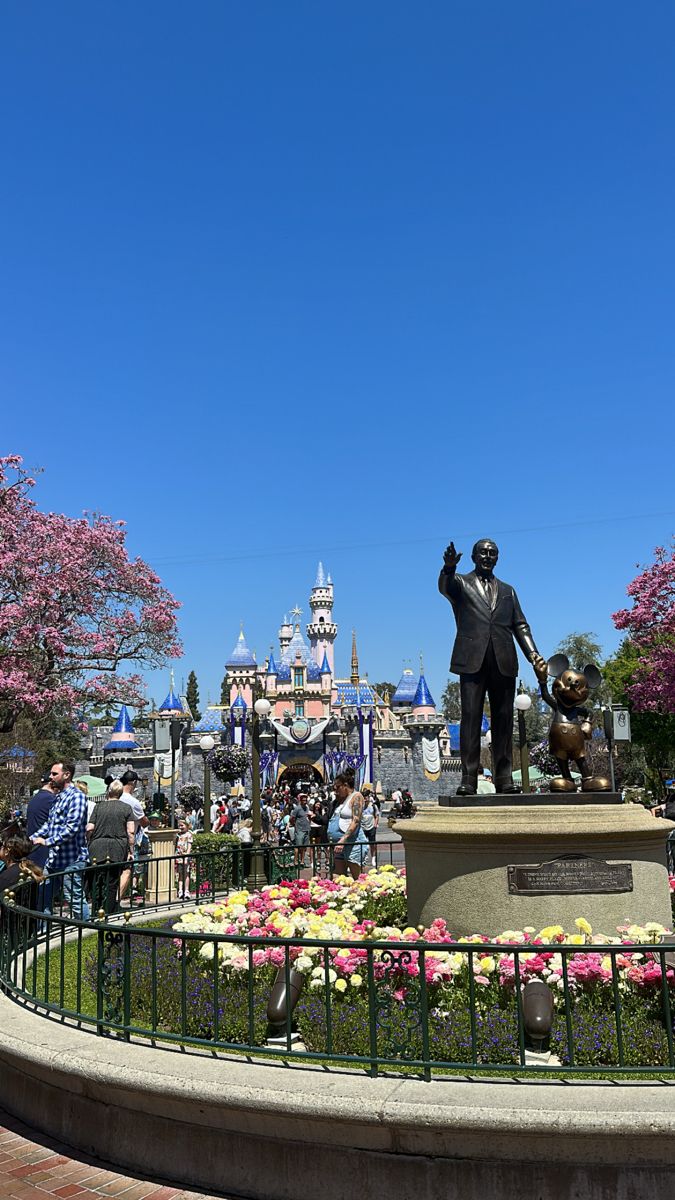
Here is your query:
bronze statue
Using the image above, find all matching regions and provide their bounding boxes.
[535,654,611,792]
[438,539,546,796]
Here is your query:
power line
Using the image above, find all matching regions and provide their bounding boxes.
[143,509,675,571]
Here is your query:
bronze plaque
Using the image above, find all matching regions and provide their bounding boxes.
[507,854,633,896]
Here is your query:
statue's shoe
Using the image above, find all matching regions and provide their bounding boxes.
[496,780,521,794]
[581,775,612,792]
[550,777,577,793]
[456,783,477,796]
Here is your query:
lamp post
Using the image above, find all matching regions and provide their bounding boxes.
[199,735,215,831]
[248,697,271,890]
[515,686,533,795]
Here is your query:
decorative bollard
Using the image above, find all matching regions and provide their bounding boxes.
[521,979,555,1064]
[266,967,305,1044]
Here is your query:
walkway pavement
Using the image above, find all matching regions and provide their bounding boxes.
[0,1110,239,1200]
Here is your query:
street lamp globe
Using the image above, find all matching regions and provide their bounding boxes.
[254,698,271,718]
[199,734,215,753]
[515,693,532,713]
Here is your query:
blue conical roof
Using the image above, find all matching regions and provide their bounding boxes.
[104,704,140,751]
[320,650,331,674]
[392,668,417,705]
[159,685,183,713]
[267,653,278,676]
[226,629,256,668]
[113,704,135,734]
[315,561,326,587]
[412,673,435,710]
[232,693,247,709]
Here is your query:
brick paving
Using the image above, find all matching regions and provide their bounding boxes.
[0,1110,241,1200]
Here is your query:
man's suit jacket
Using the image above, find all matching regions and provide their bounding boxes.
[438,567,538,677]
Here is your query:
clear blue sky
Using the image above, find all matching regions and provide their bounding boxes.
[2,2,674,710]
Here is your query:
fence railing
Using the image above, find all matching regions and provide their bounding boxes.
[1,853,674,1079]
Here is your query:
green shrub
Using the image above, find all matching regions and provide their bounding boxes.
[192,832,242,892]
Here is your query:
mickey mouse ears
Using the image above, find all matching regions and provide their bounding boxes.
[547,654,569,677]
[546,654,602,690]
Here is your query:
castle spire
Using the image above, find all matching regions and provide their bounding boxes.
[351,629,360,686]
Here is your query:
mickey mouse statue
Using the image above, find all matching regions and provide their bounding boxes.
[534,655,611,793]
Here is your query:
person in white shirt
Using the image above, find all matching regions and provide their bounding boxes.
[118,770,148,900]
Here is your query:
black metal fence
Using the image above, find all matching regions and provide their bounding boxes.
[1,852,674,1079]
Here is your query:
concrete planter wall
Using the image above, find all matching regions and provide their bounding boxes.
[0,995,674,1200]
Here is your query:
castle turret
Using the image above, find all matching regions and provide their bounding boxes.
[350,629,360,686]
[403,657,443,797]
[103,705,139,752]
[278,614,293,659]
[226,627,256,707]
[391,666,417,710]
[158,671,184,715]
[412,670,436,719]
[267,650,278,698]
[306,561,337,673]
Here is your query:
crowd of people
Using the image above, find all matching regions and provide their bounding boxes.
[207,776,383,875]
[0,761,401,919]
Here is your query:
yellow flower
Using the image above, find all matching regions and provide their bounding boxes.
[479,956,495,975]
[566,934,585,945]
[539,925,564,941]
[574,918,593,936]
[335,978,348,993]
[350,974,363,988]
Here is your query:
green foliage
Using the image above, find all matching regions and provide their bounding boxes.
[0,707,82,813]
[371,682,397,702]
[441,680,461,720]
[604,639,675,795]
[220,673,229,706]
[556,631,604,669]
[192,831,242,889]
[186,670,201,720]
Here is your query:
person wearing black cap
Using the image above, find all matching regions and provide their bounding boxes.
[26,774,58,870]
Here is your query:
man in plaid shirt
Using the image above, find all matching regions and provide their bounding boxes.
[31,761,91,920]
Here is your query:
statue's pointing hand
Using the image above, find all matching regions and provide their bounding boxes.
[443,542,462,569]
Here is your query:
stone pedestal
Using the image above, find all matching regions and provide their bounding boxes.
[398,804,675,936]
[147,828,176,903]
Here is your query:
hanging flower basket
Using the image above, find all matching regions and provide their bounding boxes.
[177,783,203,806]
[207,744,250,783]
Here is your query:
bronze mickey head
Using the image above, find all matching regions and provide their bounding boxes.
[547,655,602,706]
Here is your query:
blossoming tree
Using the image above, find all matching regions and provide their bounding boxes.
[0,455,181,731]
[612,541,675,713]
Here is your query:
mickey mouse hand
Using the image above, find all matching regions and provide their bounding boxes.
[532,654,548,683]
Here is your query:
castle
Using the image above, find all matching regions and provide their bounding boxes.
[82,563,456,803]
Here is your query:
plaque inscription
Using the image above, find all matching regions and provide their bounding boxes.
[507,854,633,896]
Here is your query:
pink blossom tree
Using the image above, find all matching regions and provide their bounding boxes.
[0,455,181,732]
[612,542,675,713]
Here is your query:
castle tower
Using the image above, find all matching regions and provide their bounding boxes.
[350,629,360,686]
[226,627,257,707]
[278,614,293,659]
[306,561,337,673]
[404,657,444,800]
[411,663,436,720]
[103,705,139,753]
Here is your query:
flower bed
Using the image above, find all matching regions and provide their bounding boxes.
[82,867,675,1070]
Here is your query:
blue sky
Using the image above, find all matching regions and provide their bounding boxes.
[2,2,674,710]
